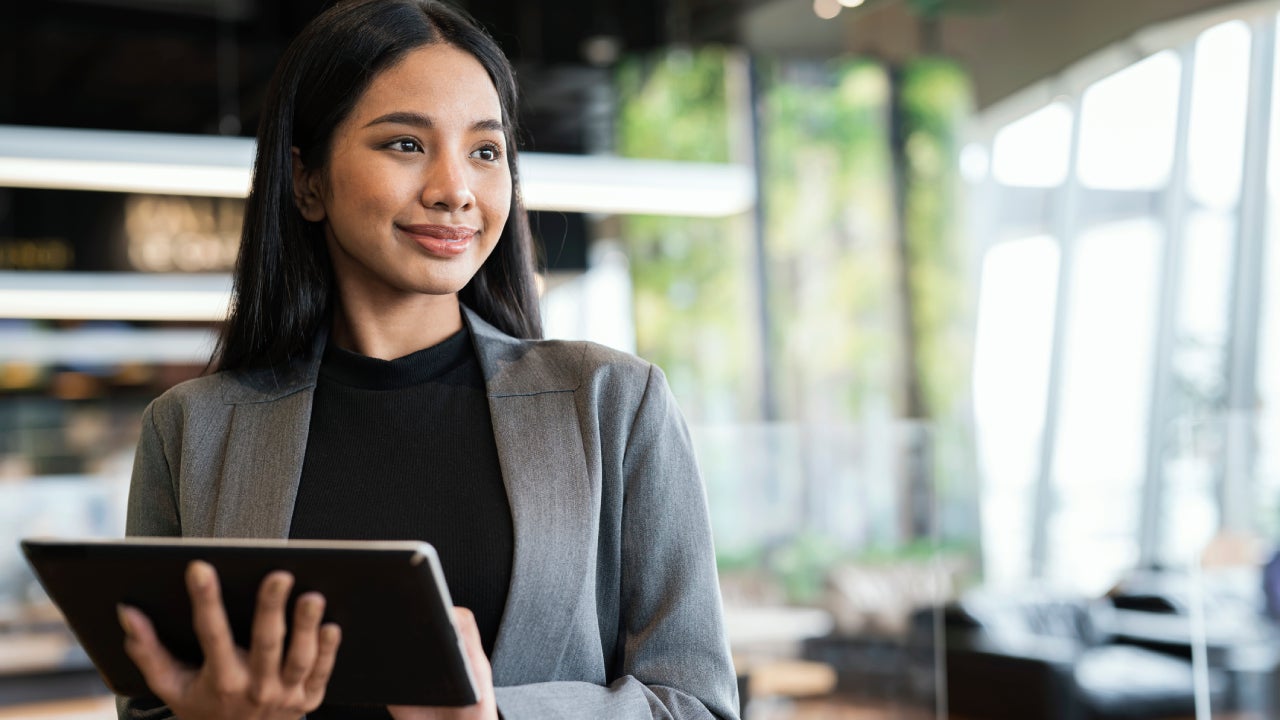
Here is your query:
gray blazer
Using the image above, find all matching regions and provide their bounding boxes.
[120,307,740,720]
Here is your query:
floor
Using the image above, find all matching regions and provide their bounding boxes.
[747,697,940,719]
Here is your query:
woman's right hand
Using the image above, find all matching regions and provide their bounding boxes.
[118,560,342,720]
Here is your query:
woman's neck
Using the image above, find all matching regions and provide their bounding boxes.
[329,291,463,361]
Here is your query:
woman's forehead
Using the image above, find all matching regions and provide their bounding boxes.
[351,43,503,126]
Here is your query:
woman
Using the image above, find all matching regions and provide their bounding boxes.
[115,1,739,719]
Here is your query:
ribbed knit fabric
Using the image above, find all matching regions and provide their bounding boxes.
[289,326,512,717]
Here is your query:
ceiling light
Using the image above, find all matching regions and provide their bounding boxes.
[519,154,755,217]
[0,156,253,197]
[0,326,217,364]
[838,0,866,7]
[814,0,842,20]
[0,272,232,322]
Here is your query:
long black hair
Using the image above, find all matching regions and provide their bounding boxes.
[213,0,542,373]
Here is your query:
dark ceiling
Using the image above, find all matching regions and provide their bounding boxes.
[1,0,1246,145]
[0,0,765,154]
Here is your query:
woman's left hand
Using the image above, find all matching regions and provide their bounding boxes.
[388,607,497,720]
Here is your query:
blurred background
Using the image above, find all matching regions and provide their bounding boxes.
[2,0,1280,717]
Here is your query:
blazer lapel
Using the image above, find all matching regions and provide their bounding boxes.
[212,337,324,538]
[212,392,315,538]
[465,308,595,685]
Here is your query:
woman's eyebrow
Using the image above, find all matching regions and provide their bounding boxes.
[471,118,505,133]
[364,111,504,133]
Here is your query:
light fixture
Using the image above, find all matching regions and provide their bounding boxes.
[814,0,842,20]
[519,154,755,217]
[0,125,255,197]
[0,326,217,364]
[0,125,755,218]
[837,0,866,7]
[0,272,232,322]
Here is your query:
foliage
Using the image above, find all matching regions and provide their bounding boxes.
[897,58,974,421]
[759,58,898,422]
[616,48,981,575]
[770,531,850,604]
[615,48,760,421]
[616,52,974,425]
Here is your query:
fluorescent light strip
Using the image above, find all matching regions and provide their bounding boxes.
[0,125,755,217]
[520,154,755,217]
[0,328,217,363]
[0,289,230,321]
[0,272,232,322]
[0,157,252,197]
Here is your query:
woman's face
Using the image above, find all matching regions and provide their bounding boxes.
[295,42,512,305]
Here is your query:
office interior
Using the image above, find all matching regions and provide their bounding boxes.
[2,0,1279,717]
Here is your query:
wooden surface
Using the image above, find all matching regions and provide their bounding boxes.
[0,696,114,719]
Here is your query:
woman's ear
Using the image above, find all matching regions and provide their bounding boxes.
[291,147,326,222]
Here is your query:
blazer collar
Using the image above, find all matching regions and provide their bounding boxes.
[220,304,580,404]
[462,306,582,397]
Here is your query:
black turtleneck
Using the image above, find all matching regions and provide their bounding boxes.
[289,326,512,712]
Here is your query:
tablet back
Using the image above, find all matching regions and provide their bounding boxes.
[20,538,479,707]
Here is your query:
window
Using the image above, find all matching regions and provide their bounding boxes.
[972,235,1059,587]
[970,13,1277,590]
[1077,52,1181,191]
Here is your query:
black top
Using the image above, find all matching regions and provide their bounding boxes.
[290,326,512,715]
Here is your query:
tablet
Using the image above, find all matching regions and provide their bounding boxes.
[20,537,480,707]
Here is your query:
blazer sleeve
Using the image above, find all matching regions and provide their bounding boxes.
[117,400,183,720]
[125,400,182,537]
[493,363,741,720]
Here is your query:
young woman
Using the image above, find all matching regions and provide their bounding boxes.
[114,1,739,719]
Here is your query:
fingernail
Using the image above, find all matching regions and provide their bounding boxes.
[189,561,210,587]
[117,604,134,635]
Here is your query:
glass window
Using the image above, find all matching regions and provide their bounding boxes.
[1186,21,1252,210]
[1259,205,1280,539]
[991,102,1073,188]
[1077,52,1181,190]
[970,5,1280,599]
[972,236,1059,587]
[1257,13,1280,540]
[1158,211,1236,566]
[1176,210,1235,382]
[1047,219,1162,592]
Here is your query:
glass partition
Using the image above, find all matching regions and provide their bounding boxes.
[1179,412,1280,719]
[698,421,953,719]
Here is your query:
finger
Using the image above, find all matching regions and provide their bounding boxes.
[119,604,188,701]
[452,607,492,699]
[248,571,294,683]
[280,592,325,686]
[302,623,342,702]
[186,560,239,672]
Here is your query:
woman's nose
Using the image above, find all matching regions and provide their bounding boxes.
[421,155,475,212]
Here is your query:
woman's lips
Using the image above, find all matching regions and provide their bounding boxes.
[398,224,476,257]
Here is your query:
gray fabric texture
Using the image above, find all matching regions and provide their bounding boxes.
[117,307,740,720]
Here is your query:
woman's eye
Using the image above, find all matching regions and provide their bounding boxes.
[391,139,422,153]
[472,145,501,162]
